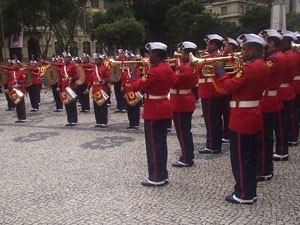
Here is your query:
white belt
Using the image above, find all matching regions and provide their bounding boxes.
[294,76,300,81]
[169,88,192,95]
[230,100,259,108]
[62,77,69,81]
[145,94,168,100]
[93,81,100,85]
[280,83,289,88]
[262,90,277,96]
[199,78,213,83]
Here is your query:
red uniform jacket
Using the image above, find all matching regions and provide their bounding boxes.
[218,57,269,134]
[198,51,227,98]
[29,65,41,85]
[88,64,110,94]
[278,49,297,101]
[291,50,300,94]
[58,63,79,91]
[170,62,198,112]
[81,62,94,84]
[132,62,176,120]
[259,50,285,112]
[7,69,26,94]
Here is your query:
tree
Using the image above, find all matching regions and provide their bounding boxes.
[92,2,145,55]
[239,5,271,33]
[286,12,300,32]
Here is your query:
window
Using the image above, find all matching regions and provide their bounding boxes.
[83,41,91,56]
[221,6,227,15]
[240,5,244,13]
[91,0,99,8]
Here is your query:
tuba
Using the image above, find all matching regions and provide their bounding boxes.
[189,52,242,77]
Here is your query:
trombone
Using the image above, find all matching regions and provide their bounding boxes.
[189,52,242,77]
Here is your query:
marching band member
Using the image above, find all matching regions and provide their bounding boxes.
[87,53,110,128]
[1,59,15,111]
[122,62,143,129]
[77,53,92,112]
[256,29,285,181]
[113,49,127,113]
[51,56,64,112]
[5,59,27,123]
[27,60,41,112]
[170,41,199,168]
[273,30,298,160]
[214,34,269,204]
[131,42,176,187]
[57,52,79,126]
[198,34,227,154]
[220,37,240,143]
[292,32,300,145]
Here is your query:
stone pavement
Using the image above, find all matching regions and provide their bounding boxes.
[0,88,300,225]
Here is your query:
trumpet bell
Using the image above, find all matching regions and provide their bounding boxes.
[189,52,242,77]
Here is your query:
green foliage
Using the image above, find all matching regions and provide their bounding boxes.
[94,18,145,52]
[287,12,300,31]
[239,5,271,33]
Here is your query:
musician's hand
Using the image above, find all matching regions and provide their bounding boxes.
[214,61,225,77]
[56,88,60,92]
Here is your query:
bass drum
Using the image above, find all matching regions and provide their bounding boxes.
[0,69,7,86]
[42,65,59,86]
[22,68,33,87]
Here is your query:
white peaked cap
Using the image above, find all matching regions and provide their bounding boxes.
[237,33,267,47]
[93,53,104,59]
[82,53,89,58]
[145,42,168,51]
[178,41,197,49]
[118,49,124,53]
[62,51,71,57]
[259,29,283,40]
[205,34,224,42]
[12,59,20,64]
[225,37,239,47]
[282,30,297,40]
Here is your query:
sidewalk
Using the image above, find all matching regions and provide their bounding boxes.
[0,90,299,225]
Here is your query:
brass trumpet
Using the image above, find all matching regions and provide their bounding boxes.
[189,52,242,77]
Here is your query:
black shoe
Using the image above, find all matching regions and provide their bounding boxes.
[100,124,107,128]
[126,126,134,129]
[95,124,101,128]
[256,173,273,182]
[114,110,121,113]
[30,108,39,112]
[6,108,15,111]
[80,110,90,113]
[272,154,288,161]
[172,161,194,168]
[141,180,167,187]
[225,194,254,205]
[199,147,221,154]
[15,119,26,123]
[121,109,127,113]
[288,141,298,146]
[54,109,63,112]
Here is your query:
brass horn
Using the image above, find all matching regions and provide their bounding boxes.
[189,52,242,77]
